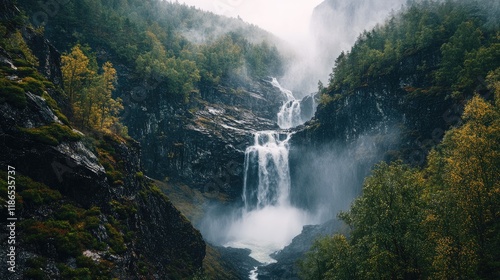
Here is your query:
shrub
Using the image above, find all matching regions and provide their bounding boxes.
[0,84,27,108]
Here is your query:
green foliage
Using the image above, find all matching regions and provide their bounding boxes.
[20,76,45,96]
[0,78,27,108]
[41,91,70,125]
[300,70,500,279]
[57,263,92,280]
[326,0,500,98]
[18,0,284,100]
[20,123,82,146]
[61,45,124,131]
[105,222,126,254]
[1,30,39,67]
[25,257,49,279]
[17,174,62,206]
[197,34,243,86]
[299,234,356,280]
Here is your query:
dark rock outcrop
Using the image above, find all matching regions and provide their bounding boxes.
[0,26,205,279]
[124,77,286,200]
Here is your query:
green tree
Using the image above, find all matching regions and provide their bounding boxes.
[62,45,123,132]
[91,61,122,130]
[300,162,430,280]
[436,21,483,87]
[61,45,95,106]
[425,72,500,278]
[299,234,355,280]
[345,162,429,280]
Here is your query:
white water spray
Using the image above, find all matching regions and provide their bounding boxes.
[242,131,291,210]
[272,78,305,129]
[225,78,315,266]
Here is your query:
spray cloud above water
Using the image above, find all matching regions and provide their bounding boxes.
[175,0,409,265]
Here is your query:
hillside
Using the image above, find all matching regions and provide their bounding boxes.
[290,0,500,213]
[0,1,205,279]
[14,0,293,201]
[292,0,500,279]
[1,0,499,279]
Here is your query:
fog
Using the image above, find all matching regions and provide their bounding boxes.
[177,0,408,265]
[290,129,401,221]
[283,0,407,96]
[176,0,407,96]
[197,128,400,263]
[176,0,323,44]
[198,202,315,263]
[225,205,314,263]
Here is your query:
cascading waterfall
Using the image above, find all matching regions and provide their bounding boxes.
[272,78,305,129]
[226,78,315,271]
[242,131,291,211]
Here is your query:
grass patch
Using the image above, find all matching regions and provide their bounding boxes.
[0,76,27,108]
[20,123,82,146]
[20,76,45,96]
[17,174,62,207]
[21,202,108,259]
[41,91,70,125]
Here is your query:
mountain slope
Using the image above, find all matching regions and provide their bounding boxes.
[15,0,291,201]
[0,2,205,278]
[291,0,499,212]
[267,1,499,278]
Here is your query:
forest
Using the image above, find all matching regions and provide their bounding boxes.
[1,0,499,279]
[301,83,500,278]
[302,1,500,279]
[18,0,285,102]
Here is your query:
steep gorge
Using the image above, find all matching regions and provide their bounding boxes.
[2,0,499,279]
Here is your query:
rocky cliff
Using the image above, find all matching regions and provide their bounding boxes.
[0,10,205,279]
[123,76,287,200]
[289,46,462,214]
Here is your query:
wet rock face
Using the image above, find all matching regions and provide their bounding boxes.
[124,78,285,200]
[288,47,459,216]
[23,28,63,86]
[0,95,205,278]
[0,33,205,279]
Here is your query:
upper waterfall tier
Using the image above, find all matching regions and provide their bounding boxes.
[271,78,307,129]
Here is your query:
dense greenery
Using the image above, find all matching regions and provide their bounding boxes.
[18,0,285,102]
[321,0,499,102]
[61,45,126,134]
[0,27,45,109]
[300,70,500,279]
[302,1,500,279]
[1,2,204,278]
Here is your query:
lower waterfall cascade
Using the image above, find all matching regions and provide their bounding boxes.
[225,78,317,272]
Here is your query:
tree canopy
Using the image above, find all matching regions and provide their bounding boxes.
[300,68,500,279]
[61,45,124,134]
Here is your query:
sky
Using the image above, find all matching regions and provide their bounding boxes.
[175,0,324,44]
[173,0,407,94]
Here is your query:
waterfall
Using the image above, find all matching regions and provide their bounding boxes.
[242,131,291,211]
[242,78,303,211]
[272,78,305,129]
[226,78,314,268]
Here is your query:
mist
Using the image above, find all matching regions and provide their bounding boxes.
[175,0,407,96]
[290,129,401,222]
[197,201,315,263]
[197,127,400,265]
[281,0,408,96]
[176,0,408,266]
